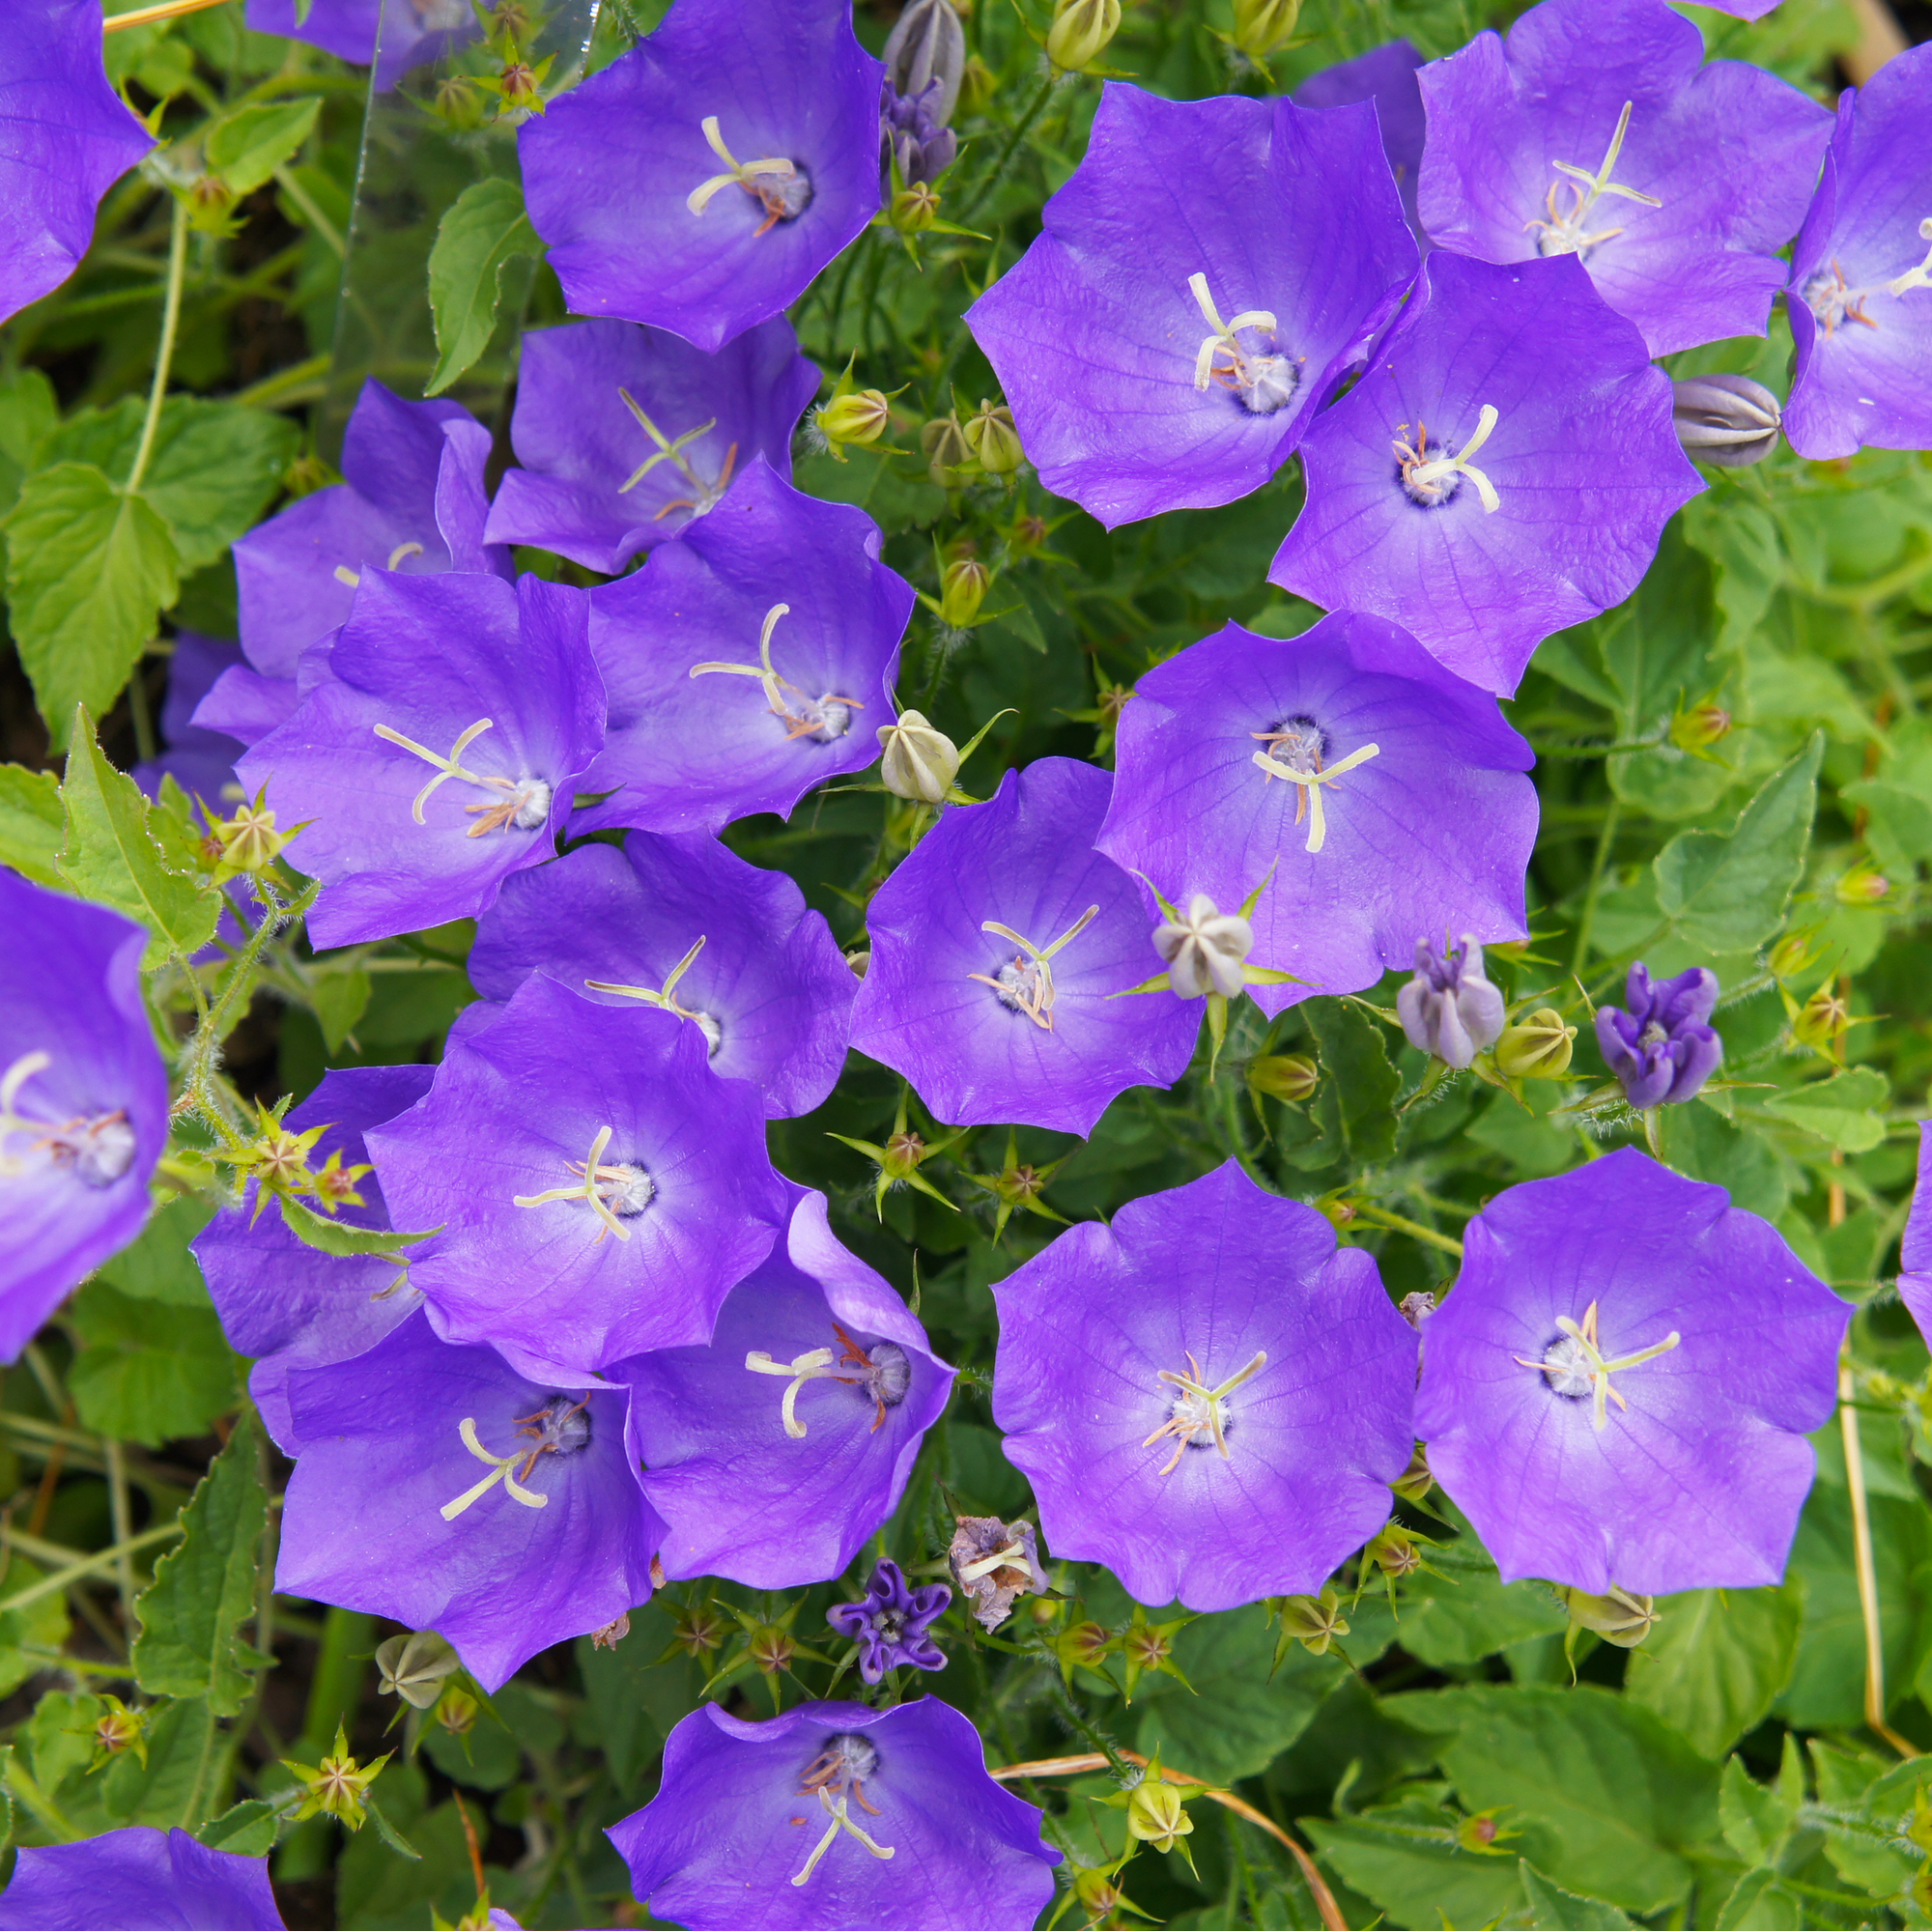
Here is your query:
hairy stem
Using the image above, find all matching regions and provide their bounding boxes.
[127,197,189,498]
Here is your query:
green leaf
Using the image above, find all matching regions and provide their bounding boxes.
[0,367,58,521]
[1762,1066,1890,1154]
[0,762,67,889]
[69,1281,239,1449]
[1716,1866,1804,1931]
[1839,777,1932,885]
[1303,997,1401,1167]
[1718,1752,1796,1867]
[364,1795,423,1862]
[197,1798,279,1856]
[1392,1537,1569,1668]
[58,707,221,968]
[1301,1800,1528,1931]
[3,465,180,746]
[310,964,373,1054]
[0,1559,71,1699]
[1682,491,1782,656]
[101,1697,217,1828]
[1519,1859,1638,1930]
[575,1607,710,1798]
[1652,734,1823,955]
[131,1411,269,1716]
[1623,1585,1803,1760]
[425,179,541,397]
[205,98,321,197]
[276,1192,433,1260]
[97,1197,216,1308]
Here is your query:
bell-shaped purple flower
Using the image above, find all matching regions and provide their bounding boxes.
[0,0,152,326]
[133,632,246,810]
[230,379,509,682]
[572,459,912,838]
[991,1162,1418,1611]
[0,875,167,1364]
[469,833,855,1121]
[368,974,787,1372]
[1094,614,1536,1017]
[236,571,603,951]
[1898,1122,1932,1350]
[482,318,819,574]
[1397,935,1507,1068]
[1595,961,1722,1107]
[851,758,1199,1136]
[0,1826,282,1931]
[1414,1148,1846,1594]
[519,0,883,352]
[277,1310,661,1691]
[608,1699,1059,1931]
[965,85,1417,528]
[1785,43,1932,461]
[829,1560,951,1684]
[192,1065,434,1454]
[1416,0,1832,357]
[616,1186,952,1588]
[1293,41,1428,241]
[1268,250,1703,696]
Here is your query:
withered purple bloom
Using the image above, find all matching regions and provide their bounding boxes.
[367,973,786,1372]
[1398,935,1507,1069]
[482,318,819,574]
[1269,250,1702,696]
[1293,40,1428,241]
[850,757,1199,1136]
[193,1065,434,1454]
[882,77,955,188]
[519,0,883,352]
[1595,961,1722,1108]
[133,632,246,810]
[1094,614,1536,1016]
[277,1310,661,1692]
[0,1826,282,1932]
[617,1186,951,1588]
[608,1699,1059,1931]
[1785,43,1932,461]
[0,874,167,1364]
[1415,1149,1846,1594]
[0,0,152,326]
[966,84,1417,527]
[1898,1122,1932,1350]
[236,571,602,951]
[1416,0,1832,356]
[573,459,912,837]
[828,1559,950,1684]
[992,1162,1418,1611]
[469,831,855,1121]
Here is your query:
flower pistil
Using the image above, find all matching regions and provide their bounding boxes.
[966,903,1100,1030]
[371,716,552,837]
[686,116,812,234]
[0,1051,135,1187]
[689,603,864,743]
[1143,1349,1267,1475]
[1527,99,1660,260]
[1394,408,1503,514]
[511,1124,655,1242]
[1515,1298,1680,1431]
[1186,272,1299,414]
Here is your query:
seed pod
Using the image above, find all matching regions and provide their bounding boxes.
[1671,373,1781,468]
[878,709,962,804]
[889,182,941,234]
[1493,1008,1577,1080]
[1276,1586,1350,1655]
[963,399,1024,476]
[1125,1776,1193,1853]
[882,0,967,127]
[1391,1444,1434,1504]
[958,52,996,114]
[1247,1051,1318,1102]
[1046,0,1122,72]
[817,388,891,453]
[921,411,973,487]
[1561,1583,1658,1647]
[374,1630,462,1710]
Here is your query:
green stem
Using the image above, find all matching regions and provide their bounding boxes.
[276,1604,374,1881]
[1349,1204,1464,1259]
[0,1522,182,1614]
[1567,795,1622,979]
[3,1757,79,1842]
[104,1438,136,1646]
[962,73,1057,221]
[127,197,189,498]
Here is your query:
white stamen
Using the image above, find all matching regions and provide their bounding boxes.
[439,1415,551,1520]
[688,115,800,216]
[512,1124,654,1243]
[1250,743,1380,853]
[1887,216,1932,298]
[385,541,425,571]
[790,1789,895,1887]
[333,564,361,588]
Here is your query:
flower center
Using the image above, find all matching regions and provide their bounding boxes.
[791,1734,894,1887]
[511,1124,655,1244]
[1141,1349,1268,1476]
[966,904,1100,1032]
[1802,261,1880,335]
[0,1051,136,1189]
[744,1323,910,1438]
[584,937,724,1058]
[689,603,863,745]
[614,387,739,522]
[1515,1298,1681,1432]
[371,717,552,838]
[1249,717,1382,854]
[1527,99,1661,261]
[1393,407,1503,515]
[1186,271,1299,415]
[438,1395,592,1520]
[687,115,813,236]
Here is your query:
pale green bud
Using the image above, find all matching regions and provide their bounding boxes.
[877,709,961,804]
[939,557,990,628]
[1046,0,1121,72]
[817,388,892,453]
[962,399,1024,476]
[1231,0,1300,59]
[1492,1008,1577,1080]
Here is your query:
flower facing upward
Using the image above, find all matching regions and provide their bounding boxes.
[1398,935,1508,1068]
[827,1559,951,1684]
[1595,961,1722,1107]
[607,1700,1059,1931]
[967,84,1417,526]
[519,0,883,351]
[992,1162,1418,1611]
[1415,1149,1847,1595]
[0,1827,282,1932]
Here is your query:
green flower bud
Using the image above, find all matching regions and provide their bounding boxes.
[939,556,990,628]
[1054,1617,1115,1678]
[374,1630,462,1710]
[437,1686,479,1735]
[1667,699,1732,755]
[1232,0,1301,59]
[1561,1583,1657,1648]
[1493,1008,1577,1080]
[958,52,997,115]
[921,412,973,487]
[1455,1808,1520,1855]
[963,399,1024,476]
[1768,925,1823,981]
[1125,1774,1193,1853]
[1247,1052,1318,1103]
[816,387,892,459]
[1275,1585,1350,1656]
[1046,0,1122,72]
[1073,1864,1125,1915]
[890,182,942,234]
[1836,861,1889,906]
[1391,1444,1434,1504]
[1366,1523,1422,1579]
[877,709,961,804]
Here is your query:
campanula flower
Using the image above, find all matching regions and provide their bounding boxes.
[1899,1122,1932,1350]
[828,1560,950,1683]
[0,1827,281,1931]
[243,0,475,90]
[133,633,247,811]
[1398,935,1508,1068]
[1595,961,1722,1107]
[1293,41,1428,241]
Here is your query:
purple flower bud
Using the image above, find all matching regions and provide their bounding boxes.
[1672,373,1782,468]
[1594,961,1722,1107]
[827,1558,951,1683]
[882,0,966,128]
[1396,935,1507,1068]
[881,79,958,187]
[0,1826,281,1931]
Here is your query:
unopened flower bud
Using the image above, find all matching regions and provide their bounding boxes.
[374,1630,461,1710]
[1247,1052,1318,1103]
[1275,1586,1350,1656]
[1231,0,1301,59]
[1667,700,1732,755]
[437,1686,479,1735]
[890,182,941,233]
[1397,934,1506,1068]
[957,53,996,114]
[882,0,967,126]
[1152,894,1251,999]
[1391,1444,1434,1504]
[939,556,989,628]
[1125,1775,1193,1853]
[1671,373,1781,468]
[921,412,973,487]
[1768,927,1822,981]
[1561,1583,1658,1648]
[1055,1617,1115,1679]
[1493,1009,1577,1080]
[963,399,1024,476]
[1046,0,1121,72]
[1073,1865,1125,1915]
[1836,861,1889,906]
[877,709,961,804]
[86,1696,147,1769]
[1456,1808,1519,1855]
[817,388,891,454]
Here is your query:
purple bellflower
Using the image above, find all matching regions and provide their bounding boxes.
[133,633,247,810]
[230,379,508,682]
[965,85,1418,527]
[482,317,819,574]
[0,1825,282,1931]
[829,1559,951,1684]
[277,1310,661,1692]
[1416,1149,1846,1594]
[236,571,602,951]
[367,972,787,1372]
[850,757,1199,1135]
[1785,43,1932,461]
[991,1162,1418,1611]
[0,0,152,326]
[192,1065,434,1454]
[1094,614,1536,1017]
[519,0,883,353]
[608,1698,1059,1931]
[618,1186,952,1588]
[1416,0,1832,356]
[1269,250,1702,697]
[572,459,913,838]
[1293,41,1428,242]
[469,832,856,1121]
[1398,935,1507,1068]
[0,875,167,1364]
[1898,1122,1932,1350]
[1596,961,1722,1107]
